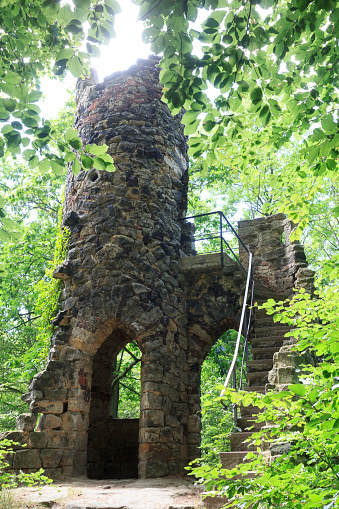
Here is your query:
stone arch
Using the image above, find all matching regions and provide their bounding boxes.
[181,254,248,462]
[184,316,245,463]
[86,325,142,479]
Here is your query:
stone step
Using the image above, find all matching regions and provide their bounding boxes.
[247,359,273,372]
[253,317,290,328]
[251,336,285,348]
[252,346,280,360]
[247,371,269,386]
[202,493,229,509]
[255,298,285,306]
[240,404,263,418]
[230,432,256,452]
[237,418,263,432]
[220,451,258,469]
[254,314,292,329]
[253,326,291,338]
[220,451,247,469]
[244,385,266,394]
[253,284,286,300]
[254,289,287,300]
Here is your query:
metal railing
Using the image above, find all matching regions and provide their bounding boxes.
[183,211,249,273]
[181,210,255,427]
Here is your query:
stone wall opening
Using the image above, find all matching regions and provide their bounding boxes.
[87,329,140,479]
[199,330,245,463]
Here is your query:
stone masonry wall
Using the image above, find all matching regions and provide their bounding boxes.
[238,214,314,297]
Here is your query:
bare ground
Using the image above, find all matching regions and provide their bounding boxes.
[14,476,204,509]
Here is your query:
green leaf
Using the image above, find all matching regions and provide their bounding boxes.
[65,151,75,163]
[171,91,185,109]
[50,160,64,176]
[23,149,36,161]
[182,110,200,125]
[93,157,106,171]
[11,121,22,130]
[289,384,306,397]
[250,87,263,105]
[7,132,21,148]
[72,157,81,175]
[104,0,121,13]
[321,114,336,133]
[96,152,113,164]
[13,84,28,100]
[0,110,10,121]
[184,120,200,135]
[3,99,16,112]
[259,105,269,118]
[29,156,39,169]
[330,342,339,354]
[69,138,82,150]
[1,217,16,229]
[80,154,93,169]
[88,143,109,156]
[69,56,85,78]
[326,158,336,171]
[26,91,43,103]
[22,117,38,128]
[296,0,309,11]
[65,128,79,141]
[330,8,339,22]
[0,228,11,242]
[55,48,74,61]
[308,390,318,405]
[26,104,41,114]
[4,72,21,85]
[263,111,271,127]
[1,125,13,135]
[38,158,50,174]
[0,82,14,96]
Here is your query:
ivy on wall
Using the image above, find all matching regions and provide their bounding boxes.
[34,199,70,361]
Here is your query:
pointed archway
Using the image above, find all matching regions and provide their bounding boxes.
[87,329,141,479]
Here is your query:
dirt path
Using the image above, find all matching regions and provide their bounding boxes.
[15,477,204,509]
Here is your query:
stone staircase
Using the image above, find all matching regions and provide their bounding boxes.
[203,285,290,509]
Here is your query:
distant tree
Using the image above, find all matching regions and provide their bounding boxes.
[0,0,118,238]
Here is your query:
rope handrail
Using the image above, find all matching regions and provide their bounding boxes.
[220,253,253,396]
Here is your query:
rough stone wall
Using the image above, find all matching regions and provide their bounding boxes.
[5,58,314,481]
[238,214,314,297]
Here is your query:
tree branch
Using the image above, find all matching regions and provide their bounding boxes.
[111,357,141,390]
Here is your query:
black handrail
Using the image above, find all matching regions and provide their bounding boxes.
[180,210,254,427]
[182,210,250,274]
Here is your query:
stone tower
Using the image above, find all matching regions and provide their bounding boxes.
[7,57,313,480]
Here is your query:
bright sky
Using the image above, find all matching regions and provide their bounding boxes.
[40,0,150,118]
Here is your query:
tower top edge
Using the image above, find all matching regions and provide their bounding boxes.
[76,55,161,95]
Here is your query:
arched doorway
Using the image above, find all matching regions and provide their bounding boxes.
[199,329,250,465]
[87,328,141,479]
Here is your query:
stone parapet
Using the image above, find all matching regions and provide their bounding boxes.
[238,214,314,297]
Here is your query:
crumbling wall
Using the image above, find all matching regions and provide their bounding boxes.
[238,214,314,297]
